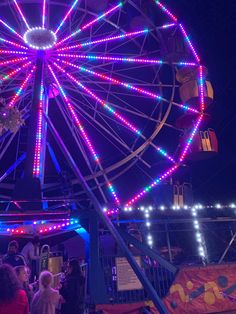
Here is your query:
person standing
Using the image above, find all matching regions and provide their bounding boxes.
[60,259,85,314]
[21,236,40,281]
[15,266,34,304]
[0,264,29,314]
[2,240,25,267]
[31,271,63,314]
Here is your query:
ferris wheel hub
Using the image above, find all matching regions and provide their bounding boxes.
[23,27,57,50]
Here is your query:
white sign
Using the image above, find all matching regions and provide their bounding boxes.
[116,256,143,291]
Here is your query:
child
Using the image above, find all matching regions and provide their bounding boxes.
[31,271,63,314]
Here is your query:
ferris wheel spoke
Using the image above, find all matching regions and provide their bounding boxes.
[67,90,154,171]
[125,164,178,207]
[58,58,200,117]
[0,61,32,84]
[0,57,29,67]
[0,37,28,50]
[48,64,121,206]
[56,2,123,47]
[52,94,109,204]
[42,0,46,28]
[56,29,149,52]
[51,60,141,135]
[48,63,100,162]
[8,65,35,108]
[0,49,30,56]
[0,18,23,40]
[54,0,80,35]
[12,0,30,30]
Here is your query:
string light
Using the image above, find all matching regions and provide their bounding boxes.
[56,53,197,66]
[8,66,35,108]
[48,64,100,162]
[0,18,23,39]
[179,24,200,63]
[42,0,46,28]
[0,37,28,50]
[54,0,79,34]
[0,57,28,66]
[13,0,30,29]
[56,29,148,51]
[155,1,178,22]
[0,50,28,55]
[33,79,44,177]
[56,2,123,46]
[0,61,32,83]
[52,61,141,135]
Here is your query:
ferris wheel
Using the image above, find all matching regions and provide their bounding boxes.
[0,0,207,211]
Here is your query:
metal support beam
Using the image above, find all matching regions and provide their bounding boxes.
[89,213,108,303]
[0,153,26,183]
[46,115,169,313]
[118,227,177,274]
[218,231,236,264]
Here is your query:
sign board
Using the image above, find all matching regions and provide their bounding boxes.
[116,256,143,291]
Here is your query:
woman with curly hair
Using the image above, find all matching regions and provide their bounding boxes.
[0,264,29,314]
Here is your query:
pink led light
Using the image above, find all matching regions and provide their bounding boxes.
[52,61,141,135]
[179,24,200,63]
[0,50,28,55]
[55,0,79,35]
[13,0,30,29]
[42,0,46,28]
[56,53,197,66]
[159,23,176,29]
[179,114,203,162]
[108,182,120,206]
[58,59,199,115]
[58,59,162,100]
[0,18,23,39]
[0,57,28,66]
[199,65,205,112]
[56,29,148,51]
[33,79,44,177]
[56,53,163,64]
[0,37,28,50]
[125,165,178,206]
[0,61,32,83]
[155,1,178,22]
[48,64,99,162]
[8,66,35,108]
[56,2,122,46]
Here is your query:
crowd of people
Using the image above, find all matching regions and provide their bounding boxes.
[0,239,85,314]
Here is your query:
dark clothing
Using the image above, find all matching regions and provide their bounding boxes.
[2,254,25,267]
[60,273,85,314]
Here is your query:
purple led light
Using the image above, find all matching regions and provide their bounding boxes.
[56,53,163,64]
[179,114,203,163]
[0,50,28,55]
[0,61,32,83]
[0,19,23,39]
[155,1,178,22]
[13,0,30,29]
[0,57,28,66]
[58,59,199,115]
[42,0,46,28]
[0,37,28,50]
[56,29,148,51]
[33,79,44,177]
[199,65,205,112]
[48,64,100,162]
[56,2,122,46]
[126,165,178,206]
[55,0,79,35]
[179,24,200,63]
[52,61,141,135]
[8,66,35,108]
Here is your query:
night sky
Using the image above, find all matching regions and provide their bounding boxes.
[170,0,236,204]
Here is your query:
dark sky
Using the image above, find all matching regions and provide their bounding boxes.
[169,1,236,204]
